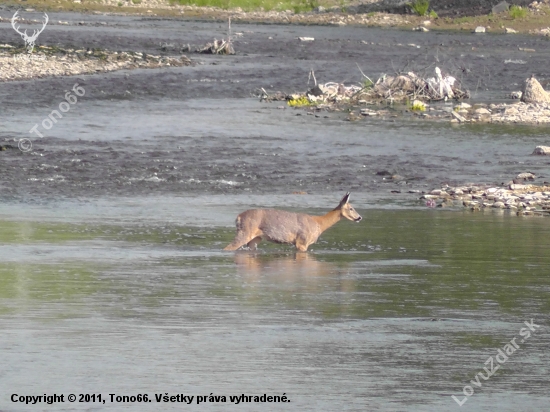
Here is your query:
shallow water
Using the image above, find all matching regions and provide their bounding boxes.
[1,210,549,411]
[1,13,550,412]
[2,98,550,201]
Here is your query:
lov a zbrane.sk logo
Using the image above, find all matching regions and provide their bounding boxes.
[11,10,49,54]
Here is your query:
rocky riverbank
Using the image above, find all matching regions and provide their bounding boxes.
[420,180,550,216]
[419,149,550,216]
[0,45,191,82]
[444,76,550,124]
[3,0,550,35]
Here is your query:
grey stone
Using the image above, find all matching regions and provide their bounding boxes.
[521,76,550,104]
[492,1,509,14]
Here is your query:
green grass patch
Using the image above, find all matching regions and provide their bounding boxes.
[454,16,476,24]
[169,0,317,12]
[509,5,527,19]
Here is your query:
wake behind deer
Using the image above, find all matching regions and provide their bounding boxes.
[224,193,362,252]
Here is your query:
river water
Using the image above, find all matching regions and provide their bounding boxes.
[0,10,549,412]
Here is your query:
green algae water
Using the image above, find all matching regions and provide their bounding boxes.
[1,208,548,411]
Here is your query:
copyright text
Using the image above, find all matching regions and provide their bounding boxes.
[11,392,290,405]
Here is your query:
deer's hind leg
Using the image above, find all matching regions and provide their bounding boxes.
[224,231,249,250]
[224,231,262,251]
[224,214,263,251]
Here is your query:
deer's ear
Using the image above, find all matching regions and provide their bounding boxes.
[339,192,350,206]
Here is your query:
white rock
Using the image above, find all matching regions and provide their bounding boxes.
[521,76,550,104]
[509,184,529,190]
[532,145,550,155]
[505,27,517,33]
[451,111,466,122]
[299,37,314,42]
[516,172,535,180]
[475,108,491,114]
[474,26,486,33]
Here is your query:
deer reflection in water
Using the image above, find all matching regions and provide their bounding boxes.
[233,253,357,296]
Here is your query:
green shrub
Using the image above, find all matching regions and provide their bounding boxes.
[287,96,312,107]
[509,5,527,19]
[409,0,429,16]
[429,10,438,18]
[362,78,374,90]
[410,100,426,112]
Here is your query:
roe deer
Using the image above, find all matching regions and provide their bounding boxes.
[224,192,362,252]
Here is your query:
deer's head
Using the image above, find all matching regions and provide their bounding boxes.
[335,192,362,222]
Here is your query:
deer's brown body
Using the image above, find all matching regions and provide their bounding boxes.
[224,193,361,252]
